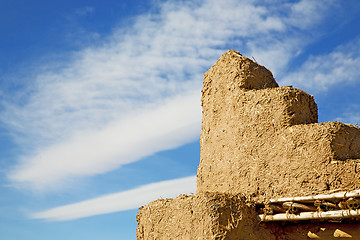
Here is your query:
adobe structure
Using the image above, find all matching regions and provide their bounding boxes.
[136,50,360,239]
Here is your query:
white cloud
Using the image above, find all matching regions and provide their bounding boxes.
[9,91,201,190]
[2,0,337,191]
[279,38,360,93]
[288,0,334,29]
[31,175,196,221]
[246,37,302,76]
[75,6,95,16]
[336,104,360,125]
[245,0,335,77]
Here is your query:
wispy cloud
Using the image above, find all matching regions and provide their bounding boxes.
[336,104,360,125]
[8,91,201,190]
[279,37,360,93]
[2,0,338,191]
[75,6,95,16]
[287,0,335,29]
[31,175,196,221]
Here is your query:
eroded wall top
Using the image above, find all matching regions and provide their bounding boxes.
[197,50,360,200]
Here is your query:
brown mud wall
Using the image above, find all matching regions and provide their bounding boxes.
[136,193,276,240]
[197,50,360,201]
[137,50,360,239]
[137,193,360,239]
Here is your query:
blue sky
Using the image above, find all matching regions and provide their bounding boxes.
[1,0,360,239]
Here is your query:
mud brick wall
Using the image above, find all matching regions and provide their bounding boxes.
[136,193,275,240]
[197,50,360,201]
[137,50,360,239]
[136,192,360,240]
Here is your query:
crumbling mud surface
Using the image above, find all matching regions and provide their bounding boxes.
[137,50,360,239]
[197,50,360,201]
[136,193,276,240]
[137,193,360,239]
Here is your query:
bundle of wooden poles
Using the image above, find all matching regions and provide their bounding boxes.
[257,189,360,222]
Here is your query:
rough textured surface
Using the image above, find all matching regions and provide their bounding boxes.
[136,50,360,239]
[137,193,360,239]
[136,193,275,240]
[197,50,360,201]
[202,50,278,91]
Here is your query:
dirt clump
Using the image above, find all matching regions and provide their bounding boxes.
[136,50,360,239]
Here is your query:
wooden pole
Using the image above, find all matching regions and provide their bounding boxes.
[258,209,360,222]
[268,189,360,204]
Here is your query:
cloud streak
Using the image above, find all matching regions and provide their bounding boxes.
[2,0,343,191]
[279,37,360,93]
[9,91,201,190]
[336,104,360,125]
[31,175,196,221]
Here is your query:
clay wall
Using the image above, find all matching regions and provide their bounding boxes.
[137,192,360,239]
[136,193,276,240]
[197,50,360,200]
[136,50,360,239]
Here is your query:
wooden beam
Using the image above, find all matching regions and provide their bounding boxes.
[258,209,360,222]
[268,189,360,204]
